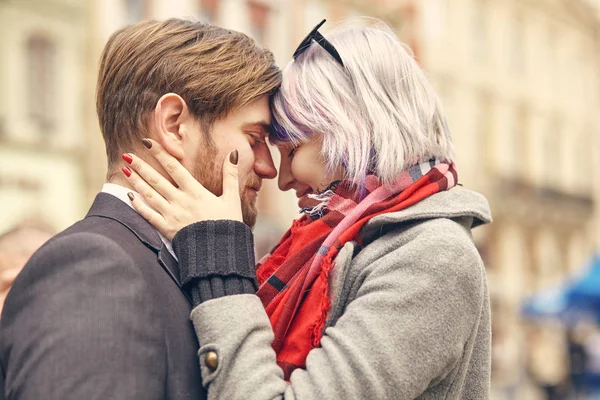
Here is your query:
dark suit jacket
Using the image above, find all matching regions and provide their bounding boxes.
[0,193,206,399]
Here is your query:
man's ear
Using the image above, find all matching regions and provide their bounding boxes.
[154,93,188,160]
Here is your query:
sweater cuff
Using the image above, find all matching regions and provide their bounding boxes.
[172,220,257,306]
[188,276,257,305]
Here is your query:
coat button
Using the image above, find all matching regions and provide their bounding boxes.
[205,351,218,371]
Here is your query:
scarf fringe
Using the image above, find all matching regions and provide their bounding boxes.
[310,255,334,347]
[302,189,336,218]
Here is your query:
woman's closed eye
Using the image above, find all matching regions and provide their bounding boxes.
[247,133,267,147]
[288,146,297,158]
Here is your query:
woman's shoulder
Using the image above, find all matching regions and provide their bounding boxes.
[361,216,481,265]
[343,217,486,297]
[327,216,488,328]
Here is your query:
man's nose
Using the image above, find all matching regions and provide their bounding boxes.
[254,145,277,180]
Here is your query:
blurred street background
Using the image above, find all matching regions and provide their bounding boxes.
[2,0,600,398]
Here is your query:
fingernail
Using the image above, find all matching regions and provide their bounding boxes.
[122,153,133,164]
[127,192,135,201]
[122,166,132,178]
[142,138,152,149]
[229,150,238,165]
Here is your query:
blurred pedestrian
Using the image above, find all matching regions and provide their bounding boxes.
[0,220,54,315]
[581,328,600,398]
[526,327,569,400]
[567,326,589,398]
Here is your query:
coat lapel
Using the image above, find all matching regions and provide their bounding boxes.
[86,193,191,303]
[158,247,188,300]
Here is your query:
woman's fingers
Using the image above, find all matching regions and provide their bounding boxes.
[122,165,171,213]
[124,140,244,233]
[222,150,240,201]
[127,192,171,237]
[123,151,182,203]
[141,138,205,194]
[219,150,243,223]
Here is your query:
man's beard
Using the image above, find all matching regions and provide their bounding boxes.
[192,145,259,228]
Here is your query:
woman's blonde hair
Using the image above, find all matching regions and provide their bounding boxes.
[271,20,454,186]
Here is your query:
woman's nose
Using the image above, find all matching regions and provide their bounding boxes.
[278,157,294,191]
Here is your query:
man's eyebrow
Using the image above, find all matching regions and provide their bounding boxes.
[241,121,271,133]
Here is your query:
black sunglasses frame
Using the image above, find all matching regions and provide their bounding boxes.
[292,19,344,67]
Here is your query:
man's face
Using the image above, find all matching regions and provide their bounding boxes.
[190,95,277,227]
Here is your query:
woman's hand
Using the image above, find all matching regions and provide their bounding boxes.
[122,138,243,240]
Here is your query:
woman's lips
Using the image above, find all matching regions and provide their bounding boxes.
[297,190,317,209]
[298,195,311,209]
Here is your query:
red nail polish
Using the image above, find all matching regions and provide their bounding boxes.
[122,166,132,178]
[122,153,133,164]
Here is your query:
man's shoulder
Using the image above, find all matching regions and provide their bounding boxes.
[35,217,119,258]
[19,215,155,286]
[40,216,135,257]
[2,215,159,321]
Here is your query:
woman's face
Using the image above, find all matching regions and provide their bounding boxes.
[276,135,345,209]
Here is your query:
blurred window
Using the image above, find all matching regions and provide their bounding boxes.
[505,106,529,178]
[199,0,218,22]
[26,35,56,133]
[423,0,447,41]
[523,231,537,292]
[125,0,146,23]
[509,14,525,75]
[248,1,270,44]
[505,109,517,176]
[515,106,529,176]
[535,230,562,287]
[304,1,327,33]
[473,92,492,170]
[546,27,556,88]
[471,0,487,64]
[580,48,590,105]
[543,117,561,187]
[434,77,455,140]
[578,129,592,193]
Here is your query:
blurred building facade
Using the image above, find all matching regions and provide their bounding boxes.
[415,0,599,397]
[0,0,88,231]
[411,0,600,397]
[2,0,600,398]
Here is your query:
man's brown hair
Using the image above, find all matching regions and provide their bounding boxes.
[96,19,281,167]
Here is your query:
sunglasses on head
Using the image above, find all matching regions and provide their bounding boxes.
[293,19,344,67]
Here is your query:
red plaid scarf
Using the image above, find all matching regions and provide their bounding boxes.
[256,160,458,380]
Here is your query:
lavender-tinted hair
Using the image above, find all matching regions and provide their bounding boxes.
[270,20,454,186]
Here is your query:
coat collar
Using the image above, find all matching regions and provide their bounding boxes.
[359,188,492,244]
[85,193,188,301]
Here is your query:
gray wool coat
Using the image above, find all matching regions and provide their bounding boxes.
[190,188,493,399]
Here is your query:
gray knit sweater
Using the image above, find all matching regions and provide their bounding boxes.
[176,188,492,399]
